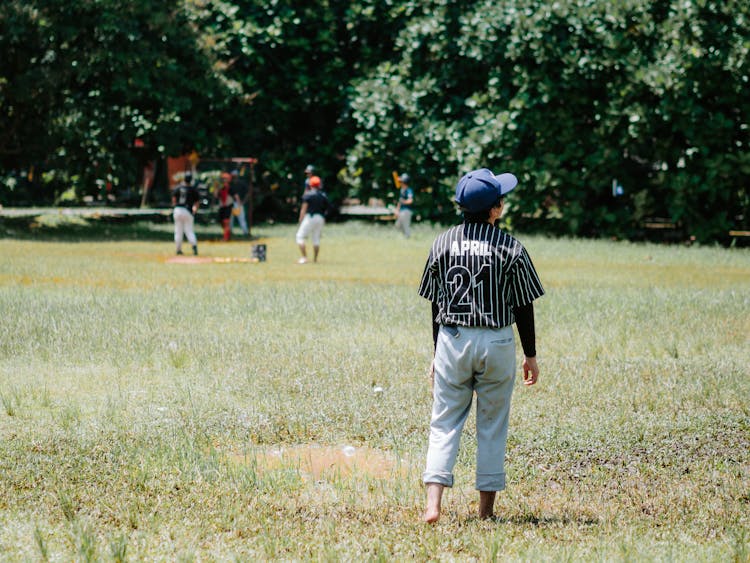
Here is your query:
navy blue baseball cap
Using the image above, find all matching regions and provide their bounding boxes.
[454,168,518,213]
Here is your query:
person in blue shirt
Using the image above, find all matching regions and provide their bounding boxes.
[395,173,414,238]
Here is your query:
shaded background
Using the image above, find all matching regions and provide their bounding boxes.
[1,0,748,242]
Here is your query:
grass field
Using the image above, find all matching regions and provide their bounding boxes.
[1,217,748,561]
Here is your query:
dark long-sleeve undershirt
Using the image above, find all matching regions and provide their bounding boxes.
[432,302,441,349]
[513,302,536,357]
[431,302,537,357]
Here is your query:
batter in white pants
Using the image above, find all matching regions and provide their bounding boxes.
[424,324,516,491]
[173,206,198,253]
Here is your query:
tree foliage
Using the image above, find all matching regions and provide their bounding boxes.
[186,0,406,215]
[0,0,231,201]
[1,0,747,241]
[348,0,750,242]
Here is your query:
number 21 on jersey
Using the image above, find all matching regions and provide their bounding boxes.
[446,263,493,317]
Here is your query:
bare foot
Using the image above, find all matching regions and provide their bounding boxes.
[479,490,496,519]
[423,508,440,524]
[423,483,444,524]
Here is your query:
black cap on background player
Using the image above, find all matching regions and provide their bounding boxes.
[454,168,518,213]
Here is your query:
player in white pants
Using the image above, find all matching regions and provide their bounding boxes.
[296,214,325,257]
[171,174,200,255]
[173,207,198,255]
[295,175,329,263]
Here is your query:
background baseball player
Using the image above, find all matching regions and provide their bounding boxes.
[171,172,200,255]
[394,173,414,238]
[303,164,317,194]
[295,175,330,263]
[229,169,250,237]
[215,171,235,241]
[417,167,545,523]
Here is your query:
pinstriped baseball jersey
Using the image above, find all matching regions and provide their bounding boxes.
[418,222,544,328]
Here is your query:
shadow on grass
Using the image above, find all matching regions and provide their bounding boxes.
[0,214,273,243]
[474,512,600,527]
[0,214,174,242]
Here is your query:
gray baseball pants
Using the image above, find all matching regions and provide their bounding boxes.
[423,324,516,491]
[395,208,413,238]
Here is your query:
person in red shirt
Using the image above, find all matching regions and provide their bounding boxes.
[215,172,234,241]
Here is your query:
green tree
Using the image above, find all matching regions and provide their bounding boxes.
[2,0,746,242]
[190,0,406,217]
[0,0,234,203]
[348,0,750,242]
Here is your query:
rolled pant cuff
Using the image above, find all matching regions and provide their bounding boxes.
[422,471,454,487]
[476,472,506,491]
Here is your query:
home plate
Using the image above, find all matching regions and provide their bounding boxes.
[166,256,215,264]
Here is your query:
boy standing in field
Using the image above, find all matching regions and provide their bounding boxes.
[418,168,544,523]
[395,173,414,238]
[295,175,329,264]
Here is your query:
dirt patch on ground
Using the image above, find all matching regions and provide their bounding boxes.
[166,256,257,264]
[230,444,413,480]
[165,256,215,264]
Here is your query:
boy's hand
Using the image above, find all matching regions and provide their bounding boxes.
[522,356,539,386]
